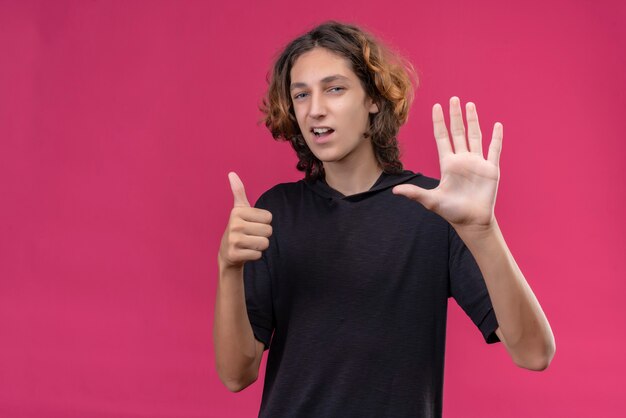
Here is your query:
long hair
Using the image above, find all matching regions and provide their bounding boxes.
[260,21,417,181]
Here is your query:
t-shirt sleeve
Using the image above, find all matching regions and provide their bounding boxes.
[242,194,275,351]
[448,223,500,344]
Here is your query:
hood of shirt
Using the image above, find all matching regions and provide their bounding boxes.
[303,170,422,203]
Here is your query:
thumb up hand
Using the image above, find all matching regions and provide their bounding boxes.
[218,172,273,270]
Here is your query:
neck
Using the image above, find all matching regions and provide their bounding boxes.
[322,141,382,197]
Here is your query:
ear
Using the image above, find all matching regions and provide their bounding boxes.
[368,99,379,114]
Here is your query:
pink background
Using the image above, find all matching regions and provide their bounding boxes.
[1,0,625,417]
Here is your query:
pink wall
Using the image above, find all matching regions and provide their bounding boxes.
[1,0,625,416]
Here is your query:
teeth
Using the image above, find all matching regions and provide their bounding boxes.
[313,128,331,134]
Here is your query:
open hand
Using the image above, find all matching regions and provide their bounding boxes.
[392,97,503,230]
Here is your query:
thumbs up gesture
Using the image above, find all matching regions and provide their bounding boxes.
[218,172,273,270]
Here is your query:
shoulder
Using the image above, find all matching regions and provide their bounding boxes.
[395,170,449,227]
[403,172,440,190]
[253,180,306,209]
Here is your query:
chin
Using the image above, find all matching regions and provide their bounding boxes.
[311,148,344,162]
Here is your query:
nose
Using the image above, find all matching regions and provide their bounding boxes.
[308,91,326,119]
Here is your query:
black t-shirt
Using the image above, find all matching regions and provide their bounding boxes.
[244,170,500,418]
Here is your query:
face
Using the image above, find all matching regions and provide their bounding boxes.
[289,47,379,166]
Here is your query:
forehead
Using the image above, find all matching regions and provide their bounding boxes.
[290,47,357,84]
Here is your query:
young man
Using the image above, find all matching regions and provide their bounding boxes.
[213,21,555,417]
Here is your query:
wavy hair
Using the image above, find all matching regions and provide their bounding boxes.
[260,21,418,181]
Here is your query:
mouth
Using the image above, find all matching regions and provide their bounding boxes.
[310,127,335,140]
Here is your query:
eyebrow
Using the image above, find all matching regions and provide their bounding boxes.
[290,74,351,91]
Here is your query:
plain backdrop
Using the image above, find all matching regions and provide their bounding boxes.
[1,0,625,417]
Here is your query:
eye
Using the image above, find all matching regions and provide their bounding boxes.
[293,92,308,100]
[328,87,345,93]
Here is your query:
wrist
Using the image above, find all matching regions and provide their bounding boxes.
[453,217,500,245]
[218,254,244,274]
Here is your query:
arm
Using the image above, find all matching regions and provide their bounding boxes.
[213,172,272,391]
[213,261,266,391]
[455,220,555,370]
[393,97,555,370]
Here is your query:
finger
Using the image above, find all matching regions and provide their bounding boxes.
[228,172,251,207]
[392,184,438,211]
[449,96,468,153]
[236,235,270,252]
[487,122,503,166]
[432,103,453,159]
[235,249,263,262]
[242,221,273,238]
[466,102,483,157]
[233,207,273,224]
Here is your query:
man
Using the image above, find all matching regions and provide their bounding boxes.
[213,21,555,417]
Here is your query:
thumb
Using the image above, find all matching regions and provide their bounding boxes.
[228,172,251,207]
[392,184,437,210]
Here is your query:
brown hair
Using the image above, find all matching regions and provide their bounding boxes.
[260,21,417,181]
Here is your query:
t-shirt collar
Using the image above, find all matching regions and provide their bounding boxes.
[304,169,421,202]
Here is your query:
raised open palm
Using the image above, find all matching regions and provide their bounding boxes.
[393,97,503,229]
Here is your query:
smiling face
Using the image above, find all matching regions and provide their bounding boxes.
[289,47,379,167]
